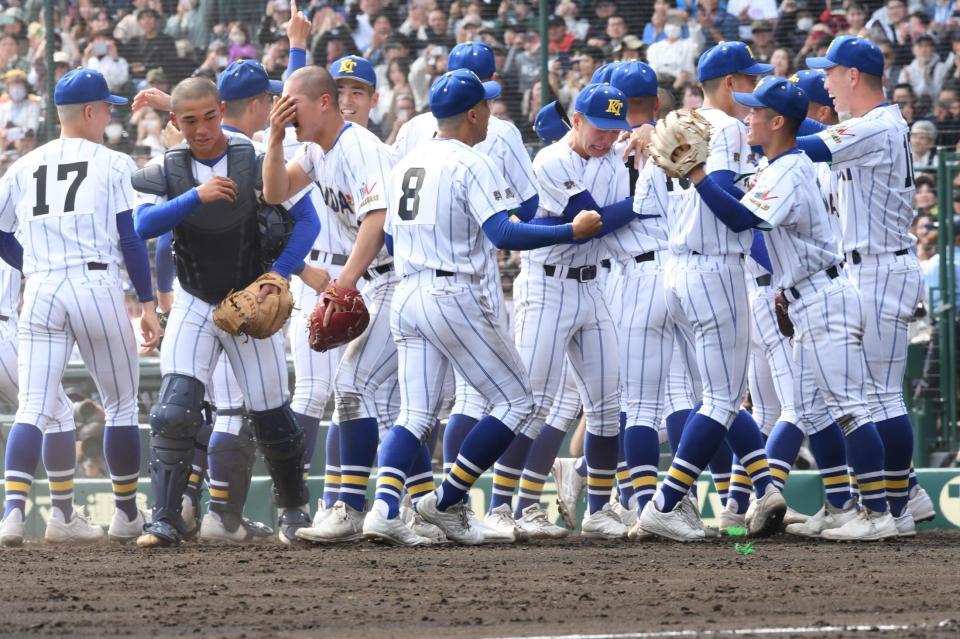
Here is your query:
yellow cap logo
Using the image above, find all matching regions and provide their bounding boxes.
[745,45,756,60]
[789,74,800,83]
[338,58,357,74]
[605,98,623,117]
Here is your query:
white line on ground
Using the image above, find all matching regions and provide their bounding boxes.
[484,623,925,639]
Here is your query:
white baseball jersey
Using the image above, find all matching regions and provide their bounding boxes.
[294,123,394,267]
[0,258,18,317]
[0,138,136,278]
[393,112,539,204]
[528,136,629,266]
[632,157,682,248]
[815,104,915,253]
[741,150,842,289]
[386,137,517,276]
[670,108,755,256]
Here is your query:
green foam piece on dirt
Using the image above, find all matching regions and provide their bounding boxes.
[726,526,748,537]
[734,542,755,556]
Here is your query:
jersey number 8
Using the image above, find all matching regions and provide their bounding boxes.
[398,167,426,221]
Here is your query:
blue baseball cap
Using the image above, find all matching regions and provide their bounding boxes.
[610,61,658,98]
[733,75,809,122]
[791,69,833,109]
[534,100,571,144]
[54,68,127,106]
[447,42,496,80]
[330,55,377,86]
[697,42,774,82]
[218,60,283,101]
[429,69,501,118]
[591,62,619,84]
[806,35,883,77]
[574,83,630,131]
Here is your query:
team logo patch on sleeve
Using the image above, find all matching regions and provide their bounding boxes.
[828,126,855,144]
[563,180,577,189]
[747,190,776,211]
[493,190,503,201]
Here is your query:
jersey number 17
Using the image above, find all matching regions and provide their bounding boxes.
[32,161,89,216]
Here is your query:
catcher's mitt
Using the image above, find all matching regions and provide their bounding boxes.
[650,109,711,178]
[774,290,795,338]
[213,271,293,339]
[309,281,370,352]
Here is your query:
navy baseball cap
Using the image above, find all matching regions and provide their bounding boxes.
[733,75,809,122]
[610,61,658,98]
[591,62,619,84]
[330,55,377,86]
[697,42,774,82]
[218,60,283,101]
[791,69,834,108]
[574,83,630,131]
[806,35,883,77]
[429,69,501,118]
[447,42,496,80]
[534,100,571,143]
[54,68,127,106]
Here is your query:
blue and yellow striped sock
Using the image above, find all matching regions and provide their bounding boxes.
[656,413,727,512]
[728,456,752,514]
[185,419,212,507]
[908,466,918,493]
[808,422,852,508]
[43,430,76,521]
[585,432,619,514]
[404,442,436,506]
[708,437,733,507]
[437,416,515,511]
[338,417,379,511]
[373,426,421,518]
[206,431,238,513]
[514,424,566,516]
[442,414,479,474]
[845,422,888,513]
[294,412,321,481]
[322,422,341,509]
[104,425,140,519]
[615,415,635,508]
[766,420,804,491]
[875,415,913,516]
[726,410,774,497]
[488,433,533,512]
[624,424,659,512]
[665,408,692,455]
[849,471,860,504]
[3,423,42,519]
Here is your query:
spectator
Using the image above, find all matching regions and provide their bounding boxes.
[647,17,698,89]
[899,34,949,100]
[83,31,129,93]
[683,85,704,109]
[692,0,740,51]
[771,47,794,78]
[934,87,960,146]
[774,0,819,54]
[750,20,775,62]
[408,43,447,111]
[932,0,958,34]
[227,23,256,64]
[911,120,939,171]
[385,91,415,145]
[194,40,230,77]
[879,38,905,97]
[556,1,590,42]
[505,29,542,97]
[374,58,410,128]
[125,8,185,81]
[262,35,291,80]
[490,98,511,121]
[364,13,394,67]
[844,3,869,36]
[145,67,170,94]
[164,0,208,56]
[585,0,620,46]
[942,31,960,83]
[104,116,135,155]
[311,28,362,67]
[0,33,29,76]
[399,1,429,42]
[136,108,166,155]
[614,35,644,61]
[0,70,40,150]
[114,0,153,44]
[547,15,576,55]
[869,0,911,65]
[603,14,629,55]
[425,8,454,49]
[351,0,384,53]
[258,0,292,47]
[914,174,938,215]
[923,216,960,310]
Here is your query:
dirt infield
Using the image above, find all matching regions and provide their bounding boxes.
[1,532,959,639]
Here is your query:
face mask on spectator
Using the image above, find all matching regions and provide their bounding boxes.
[105,123,124,141]
[230,33,247,46]
[664,24,681,39]
[144,118,161,133]
[92,42,108,56]
[217,55,229,68]
[8,85,26,101]
[797,17,814,31]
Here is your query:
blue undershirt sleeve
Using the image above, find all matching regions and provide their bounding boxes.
[695,174,764,233]
[0,230,23,272]
[272,194,320,278]
[515,194,540,222]
[155,231,175,292]
[117,210,154,302]
[134,188,202,240]
[482,211,574,250]
[384,232,394,256]
[286,47,307,78]
[750,231,773,273]
[560,190,600,222]
[796,135,832,162]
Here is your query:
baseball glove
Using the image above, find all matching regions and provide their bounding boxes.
[308,281,370,352]
[649,109,711,178]
[213,271,294,339]
[774,290,795,338]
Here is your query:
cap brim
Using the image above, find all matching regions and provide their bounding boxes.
[583,114,631,131]
[805,56,838,70]
[483,80,501,100]
[105,95,128,105]
[741,62,775,75]
[267,79,284,94]
[732,91,765,109]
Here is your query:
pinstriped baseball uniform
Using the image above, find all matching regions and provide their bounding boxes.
[385,136,533,438]
[294,123,399,424]
[663,108,754,428]
[0,138,140,429]
[513,137,624,440]
[815,105,922,421]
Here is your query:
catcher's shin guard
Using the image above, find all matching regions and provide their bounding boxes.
[148,374,206,532]
[207,421,257,532]
[249,403,308,509]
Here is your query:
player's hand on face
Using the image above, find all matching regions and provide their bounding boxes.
[571,209,602,240]
[270,94,297,133]
[196,176,238,204]
[132,88,172,113]
[299,263,331,294]
[140,304,163,350]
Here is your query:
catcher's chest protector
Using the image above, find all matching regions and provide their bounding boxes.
[165,138,265,304]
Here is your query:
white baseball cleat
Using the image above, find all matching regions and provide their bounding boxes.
[400,503,447,543]
[785,503,857,538]
[679,493,718,538]
[462,506,513,544]
[516,504,569,539]
[748,486,787,537]
[199,511,271,544]
[611,501,638,528]
[312,500,332,527]
[483,504,522,542]
[783,506,809,526]
[719,500,746,534]
[552,457,585,529]
[45,508,104,544]
[295,500,365,543]
[820,508,899,541]
[0,509,25,547]
[626,518,653,541]
[108,509,147,542]
[638,500,706,542]
[180,495,198,538]
[415,492,484,545]
[363,507,431,546]
[581,503,629,540]
[907,486,935,523]
[893,511,917,538]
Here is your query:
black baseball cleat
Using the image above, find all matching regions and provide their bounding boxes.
[277,508,311,545]
[136,520,182,548]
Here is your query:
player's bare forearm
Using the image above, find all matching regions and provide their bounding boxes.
[262,136,292,204]
[338,209,385,290]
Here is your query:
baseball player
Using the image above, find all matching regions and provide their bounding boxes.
[359,68,600,545]
[132,77,319,547]
[686,75,900,540]
[638,43,787,542]
[262,65,397,544]
[799,36,926,536]
[0,68,161,544]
